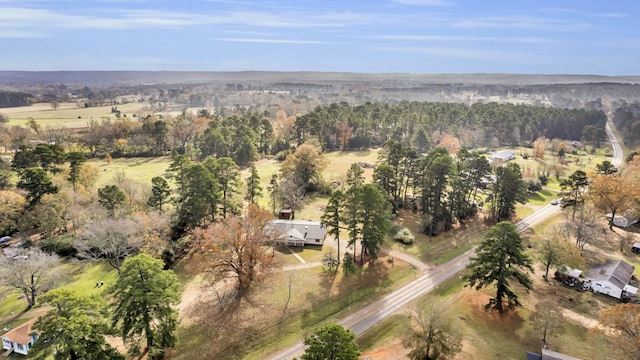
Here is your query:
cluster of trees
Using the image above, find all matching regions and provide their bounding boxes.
[28,254,181,360]
[295,101,606,151]
[369,140,526,235]
[322,163,392,267]
[613,101,640,147]
[77,109,272,161]
[0,91,35,107]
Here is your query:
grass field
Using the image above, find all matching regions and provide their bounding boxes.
[4,102,153,129]
[0,260,117,345]
[169,254,418,360]
[91,156,172,189]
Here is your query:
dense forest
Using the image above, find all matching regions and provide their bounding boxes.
[613,101,640,147]
[295,101,606,151]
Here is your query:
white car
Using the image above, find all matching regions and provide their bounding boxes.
[550,199,559,205]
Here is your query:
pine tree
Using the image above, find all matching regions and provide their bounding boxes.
[244,165,262,204]
[463,222,534,312]
[147,176,171,213]
[111,254,181,359]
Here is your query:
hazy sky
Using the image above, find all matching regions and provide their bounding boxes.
[0,0,638,75]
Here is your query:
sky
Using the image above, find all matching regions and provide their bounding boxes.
[0,0,638,75]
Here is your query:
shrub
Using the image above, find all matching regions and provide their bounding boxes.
[38,235,78,257]
[342,253,356,275]
[394,227,415,245]
[275,149,291,161]
[525,178,542,193]
[538,174,549,186]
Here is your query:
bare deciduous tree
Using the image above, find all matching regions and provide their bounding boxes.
[76,218,143,274]
[0,248,61,308]
[191,204,275,298]
[403,298,462,360]
[564,204,597,252]
[279,176,306,217]
[530,302,564,345]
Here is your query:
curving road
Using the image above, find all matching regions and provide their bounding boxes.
[266,124,623,360]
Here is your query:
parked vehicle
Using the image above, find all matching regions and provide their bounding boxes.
[0,236,11,245]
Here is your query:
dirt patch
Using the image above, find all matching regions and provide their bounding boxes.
[360,338,407,360]
[561,308,599,328]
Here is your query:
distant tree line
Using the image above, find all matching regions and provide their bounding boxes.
[0,91,35,107]
[295,101,606,152]
[613,101,640,148]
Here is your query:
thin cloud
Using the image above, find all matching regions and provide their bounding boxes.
[214,37,329,44]
[453,16,591,31]
[375,34,553,44]
[0,29,42,38]
[393,0,452,6]
[540,7,627,19]
[371,45,545,64]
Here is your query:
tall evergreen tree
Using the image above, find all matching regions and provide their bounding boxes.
[66,151,86,193]
[489,162,527,222]
[97,185,126,217]
[31,288,124,360]
[463,222,534,312]
[321,190,344,264]
[345,163,365,188]
[207,156,241,218]
[175,163,220,231]
[111,254,181,359]
[244,165,262,204]
[267,174,279,215]
[18,167,58,207]
[417,147,453,236]
[359,183,392,264]
[559,170,589,220]
[147,176,171,213]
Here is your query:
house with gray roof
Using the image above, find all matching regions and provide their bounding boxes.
[264,220,327,246]
[489,149,515,163]
[583,259,637,300]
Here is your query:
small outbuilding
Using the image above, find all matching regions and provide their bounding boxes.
[583,259,638,300]
[264,219,327,246]
[554,266,583,287]
[277,209,295,220]
[1,318,39,356]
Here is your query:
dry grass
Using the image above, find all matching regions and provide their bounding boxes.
[169,253,417,360]
[4,102,152,129]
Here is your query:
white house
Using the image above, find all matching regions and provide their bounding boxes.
[610,213,639,228]
[1,318,38,356]
[489,149,515,162]
[264,220,327,246]
[527,346,582,360]
[583,259,638,300]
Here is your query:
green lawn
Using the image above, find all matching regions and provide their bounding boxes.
[0,260,118,344]
[92,156,172,188]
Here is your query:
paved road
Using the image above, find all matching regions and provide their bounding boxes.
[266,205,559,360]
[267,126,624,360]
[606,119,623,167]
